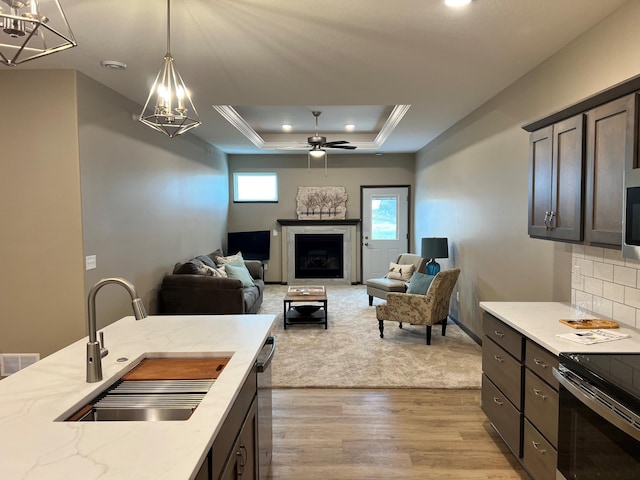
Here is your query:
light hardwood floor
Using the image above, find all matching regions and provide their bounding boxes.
[267,388,529,480]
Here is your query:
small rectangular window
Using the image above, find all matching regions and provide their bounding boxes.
[233,172,278,203]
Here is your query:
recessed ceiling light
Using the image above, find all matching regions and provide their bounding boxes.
[444,0,472,7]
[100,60,127,70]
[282,124,292,132]
[345,124,355,132]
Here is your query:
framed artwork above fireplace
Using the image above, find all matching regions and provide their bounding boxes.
[296,186,347,220]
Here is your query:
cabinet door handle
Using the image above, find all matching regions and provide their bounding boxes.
[533,358,548,369]
[493,330,505,338]
[493,397,504,406]
[548,210,556,229]
[493,355,504,363]
[236,445,246,477]
[543,211,550,228]
[532,441,547,454]
[533,388,547,400]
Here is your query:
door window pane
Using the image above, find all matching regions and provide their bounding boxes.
[371,196,398,240]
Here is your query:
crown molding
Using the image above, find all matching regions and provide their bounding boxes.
[213,104,411,152]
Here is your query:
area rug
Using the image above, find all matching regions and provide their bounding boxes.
[259,285,482,389]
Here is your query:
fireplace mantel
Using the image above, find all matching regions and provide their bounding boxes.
[277,219,360,226]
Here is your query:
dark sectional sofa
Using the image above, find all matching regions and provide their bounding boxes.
[158,250,264,315]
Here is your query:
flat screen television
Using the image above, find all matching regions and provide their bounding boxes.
[227,230,271,261]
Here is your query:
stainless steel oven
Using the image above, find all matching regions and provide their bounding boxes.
[553,353,640,480]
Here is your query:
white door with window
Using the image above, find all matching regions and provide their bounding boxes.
[361,186,410,281]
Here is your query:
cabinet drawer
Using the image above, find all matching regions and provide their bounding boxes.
[482,337,524,409]
[524,369,559,447]
[523,419,557,480]
[212,368,257,480]
[525,340,559,389]
[482,375,523,458]
[483,312,524,361]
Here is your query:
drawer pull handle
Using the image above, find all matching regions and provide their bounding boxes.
[493,355,504,363]
[493,397,504,406]
[533,358,548,369]
[494,330,505,338]
[533,388,547,400]
[532,441,546,454]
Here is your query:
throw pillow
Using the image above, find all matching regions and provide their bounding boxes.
[214,251,244,266]
[224,263,255,287]
[203,265,228,278]
[173,259,209,275]
[196,255,217,269]
[406,272,435,295]
[386,262,415,281]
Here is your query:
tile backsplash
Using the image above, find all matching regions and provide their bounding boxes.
[572,245,640,328]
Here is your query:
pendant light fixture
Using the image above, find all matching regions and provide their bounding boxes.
[0,0,76,67]
[139,0,200,138]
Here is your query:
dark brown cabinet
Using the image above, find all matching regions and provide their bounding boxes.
[482,313,560,480]
[212,369,259,480]
[584,94,637,246]
[219,399,258,480]
[523,339,559,480]
[481,312,525,457]
[524,75,640,248]
[528,114,585,242]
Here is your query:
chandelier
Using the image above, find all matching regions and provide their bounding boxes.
[139,0,200,138]
[0,0,76,67]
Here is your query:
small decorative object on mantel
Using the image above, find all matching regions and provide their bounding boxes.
[296,186,347,220]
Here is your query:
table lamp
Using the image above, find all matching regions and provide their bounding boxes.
[421,237,449,275]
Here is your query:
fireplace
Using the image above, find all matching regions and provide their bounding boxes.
[295,234,344,279]
[279,219,359,284]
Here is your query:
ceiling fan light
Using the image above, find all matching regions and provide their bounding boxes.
[309,148,325,159]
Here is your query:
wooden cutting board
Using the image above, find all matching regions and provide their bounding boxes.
[122,357,230,381]
[559,319,619,329]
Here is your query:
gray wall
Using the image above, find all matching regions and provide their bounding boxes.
[77,72,229,329]
[1,70,86,358]
[227,153,415,282]
[0,70,228,358]
[415,0,640,338]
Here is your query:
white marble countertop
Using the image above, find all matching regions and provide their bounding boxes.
[0,314,276,480]
[479,302,640,355]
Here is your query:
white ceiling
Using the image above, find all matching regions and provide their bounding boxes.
[13,0,630,154]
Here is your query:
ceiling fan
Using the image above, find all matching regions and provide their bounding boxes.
[305,110,356,175]
[306,110,357,154]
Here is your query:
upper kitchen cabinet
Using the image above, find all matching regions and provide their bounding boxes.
[528,115,585,242]
[584,94,636,247]
[524,75,640,249]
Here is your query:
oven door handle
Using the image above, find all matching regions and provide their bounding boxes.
[553,367,640,442]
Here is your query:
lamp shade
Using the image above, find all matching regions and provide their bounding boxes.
[421,237,448,259]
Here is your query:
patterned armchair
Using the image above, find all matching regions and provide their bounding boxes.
[375,268,461,345]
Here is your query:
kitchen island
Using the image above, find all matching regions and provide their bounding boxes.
[0,313,276,480]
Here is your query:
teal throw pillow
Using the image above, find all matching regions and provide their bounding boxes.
[224,263,255,287]
[406,272,435,295]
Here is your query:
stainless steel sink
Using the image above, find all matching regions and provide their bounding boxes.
[63,355,231,422]
[67,379,215,422]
